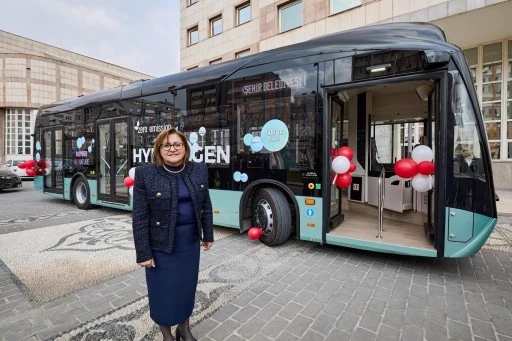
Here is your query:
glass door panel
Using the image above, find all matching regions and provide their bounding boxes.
[98,123,111,197]
[43,128,63,192]
[55,130,64,191]
[44,130,52,189]
[114,121,129,199]
[330,100,343,219]
[98,119,129,203]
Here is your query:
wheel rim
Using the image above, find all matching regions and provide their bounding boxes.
[253,198,273,234]
[75,182,88,205]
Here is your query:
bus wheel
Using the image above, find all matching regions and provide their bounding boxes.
[73,177,93,210]
[252,188,292,246]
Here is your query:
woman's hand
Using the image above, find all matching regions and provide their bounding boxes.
[201,241,213,251]
[138,258,155,268]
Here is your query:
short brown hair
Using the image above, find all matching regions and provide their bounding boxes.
[152,128,191,166]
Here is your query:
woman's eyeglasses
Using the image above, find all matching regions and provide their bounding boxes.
[161,142,184,151]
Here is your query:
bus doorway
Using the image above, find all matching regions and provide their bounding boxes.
[329,96,347,228]
[42,127,64,193]
[327,78,439,254]
[97,119,130,205]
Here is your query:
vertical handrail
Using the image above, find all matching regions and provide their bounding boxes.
[376,168,385,238]
[380,168,385,233]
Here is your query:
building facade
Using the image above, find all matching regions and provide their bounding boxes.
[180,0,512,190]
[0,30,152,165]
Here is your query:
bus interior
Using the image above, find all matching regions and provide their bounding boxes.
[328,79,437,253]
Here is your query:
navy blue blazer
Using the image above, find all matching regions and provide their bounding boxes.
[132,162,214,263]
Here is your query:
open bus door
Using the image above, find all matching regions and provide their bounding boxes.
[443,70,497,257]
[324,77,444,256]
[42,127,64,194]
[97,118,130,205]
[328,96,346,229]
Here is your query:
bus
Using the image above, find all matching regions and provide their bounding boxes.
[33,22,497,258]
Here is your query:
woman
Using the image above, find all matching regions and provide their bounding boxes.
[132,128,214,341]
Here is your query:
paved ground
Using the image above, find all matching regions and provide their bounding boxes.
[496,190,512,216]
[0,190,511,341]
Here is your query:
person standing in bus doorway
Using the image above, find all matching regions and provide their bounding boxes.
[132,128,214,341]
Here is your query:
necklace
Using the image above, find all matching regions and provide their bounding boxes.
[163,163,185,174]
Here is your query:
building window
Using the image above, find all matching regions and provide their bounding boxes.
[464,39,512,160]
[279,1,302,33]
[4,108,34,157]
[482,43,502,159]
[331,0,361,14]
[210,58,222,65]
[464,47,478,86]
[236,2,251,26]
[210,16,222,37]
[188,0,198,6]
[188,26,198,46]
[507,40,512,158]
[236,49,251,58]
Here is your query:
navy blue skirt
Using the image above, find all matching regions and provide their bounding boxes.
[146,223,200,326]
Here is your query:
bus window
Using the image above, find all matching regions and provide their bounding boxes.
[451,73,485,181]
[132,94,182,166]
[230,64,319,192]
[448,71,493,216]
[369,121,426,174]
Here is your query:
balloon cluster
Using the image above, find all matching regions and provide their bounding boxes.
[331,146,356,189]
[248,227,263,240]
[17,159,40,177]
[393,145,435,193]
[123,167,136,196]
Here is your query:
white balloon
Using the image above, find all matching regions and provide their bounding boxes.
[129,186,134,196]
[128,167,136,179]
[411,174,432,192]
[332,156,350,174]
[411,145,434,163]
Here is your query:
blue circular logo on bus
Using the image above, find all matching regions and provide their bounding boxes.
[250,136,263,152]
[243,133,253,146]
[261,119,289,152]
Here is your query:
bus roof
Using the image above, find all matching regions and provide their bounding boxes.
[39,22,455,115]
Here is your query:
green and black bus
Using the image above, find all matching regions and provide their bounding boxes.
[33,22,497,258]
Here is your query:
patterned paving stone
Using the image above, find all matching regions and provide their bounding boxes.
[1,191,512,340]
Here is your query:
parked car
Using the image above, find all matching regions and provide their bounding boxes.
[0,169,22,191]
[1,157,33,180]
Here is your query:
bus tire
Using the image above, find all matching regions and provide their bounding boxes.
[252,188,292,246]
[73,177,93,210]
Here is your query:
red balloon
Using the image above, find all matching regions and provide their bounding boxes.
[337,146,354,161]
[37,160,46,168]
[17,162,26,169]
[25,160,36,168]
[36,168,44,175]
[123,177,135,187]
[348,161,356,173]
[248,227,263,240]
[336,173,352,188]
[26,168,36,176]
[417,161,435,175]
[394,159,418,178]
[331,147,337,158]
